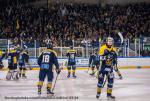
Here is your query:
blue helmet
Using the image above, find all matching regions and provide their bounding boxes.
[70,46,73,49]
[47,44,53,49]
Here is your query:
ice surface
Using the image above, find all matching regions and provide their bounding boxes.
[0,69,150,101]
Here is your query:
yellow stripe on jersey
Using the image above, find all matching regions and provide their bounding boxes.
[67,50,76,53]
[13,57,17,64]
[10,50,17,53]
[23,51,28,55]
[112,47,117,52]
[0,51,2,56]
[99,44,116,56]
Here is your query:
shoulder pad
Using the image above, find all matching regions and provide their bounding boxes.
[10,50,17,53]
[112,47,117,52]
[46,49,57,56]
[67,50,76,53]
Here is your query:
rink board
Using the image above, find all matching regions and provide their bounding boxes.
[1,57,150,69]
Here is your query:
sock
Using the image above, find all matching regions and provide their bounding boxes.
[47,83,52,90]
[72,70,76,76]
[107,88,112,96]
[22,68,26,76]
[97,87,101,94]
[92,67,95,74]
[37,81,43,92]
[68,69,71,75]
[19,68,22,76]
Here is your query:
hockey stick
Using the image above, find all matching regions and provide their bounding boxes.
[114,63,123,79]
[117,31,124,52]
[102,74,108,88]
[102,70,111,88]
[51,73,59,92]
[118,32,124,44]
[87,67,90,72]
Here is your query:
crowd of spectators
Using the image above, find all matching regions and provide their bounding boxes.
[141,49,150,56]
[0,2,149,56]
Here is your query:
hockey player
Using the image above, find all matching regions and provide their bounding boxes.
[37,44,61,95]
[6,46,19,80]
[0,50,5,69]
[89,49,100,76]
[96,37,117,99]
[18,49,29,78]
[88,52,94,72]
[66,46,77,78]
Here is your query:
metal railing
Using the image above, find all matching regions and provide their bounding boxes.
[0,38,149,58]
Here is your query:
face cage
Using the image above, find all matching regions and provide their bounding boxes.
[106,40,113,46]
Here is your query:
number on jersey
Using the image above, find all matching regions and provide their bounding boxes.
[42,55,50,63]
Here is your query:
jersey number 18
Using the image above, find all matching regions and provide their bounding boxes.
[42,55,50,63]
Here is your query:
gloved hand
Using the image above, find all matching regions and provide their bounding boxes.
[29,67,32,70]
[104,49,110,55]
[0,62,4,69]
[56,68,61,74]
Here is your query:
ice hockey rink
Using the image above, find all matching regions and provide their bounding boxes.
[0,68,150,101]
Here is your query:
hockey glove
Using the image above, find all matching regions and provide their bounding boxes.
[56,69,61,74]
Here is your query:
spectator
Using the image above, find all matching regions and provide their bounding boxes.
[0,3,149,48]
